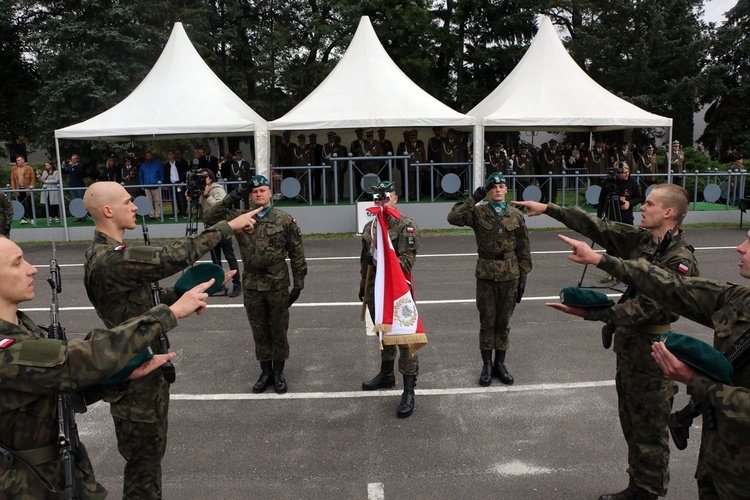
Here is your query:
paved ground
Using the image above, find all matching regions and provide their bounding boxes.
[17,225,746,499]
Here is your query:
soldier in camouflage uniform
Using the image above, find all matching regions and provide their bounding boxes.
[447,173,532,387]
[560,232,750,500]
[0,236,210,499]
[359,184,420,418]
[82,182,258,499]
[0,190,12,236]
[516,183,699,500]
[205,175,307,395]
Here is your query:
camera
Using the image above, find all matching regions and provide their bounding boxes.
[606,161,626,179]
[186,159,209,200]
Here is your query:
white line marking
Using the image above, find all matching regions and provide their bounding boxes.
[170,380,614,401]
[368,482,384,500]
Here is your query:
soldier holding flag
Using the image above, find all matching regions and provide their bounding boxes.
[359,182,425,418]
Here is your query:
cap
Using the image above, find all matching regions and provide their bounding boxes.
[297,134,306,140]
[658,332,734,385]
[355,128,364,133]
[282,131,291,136]
[308,133,317,138]
[234,150,243,155]
[175,263,225,296]
[365,130,374,136]
[249,174,270,188]
[484,172,507,188]
[447,128,458,135]
[519,143,529,149]
[403,130,410,136]
[492,143,503,148]
[646,145,654,151]
[432,126,442,132]
[672,140,680,146]
[548,138,558,144]
[559,287,615,308]
[327,131,336,137]
[378,128,386,133]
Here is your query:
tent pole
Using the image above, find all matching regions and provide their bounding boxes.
[255,124,270,178]
[472,121,484,190]
[667,126,673,184]
[54,137,70,242]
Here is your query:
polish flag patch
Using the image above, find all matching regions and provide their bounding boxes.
[0,338,16,349]
[677,263,689,275]
[113,245,126,251]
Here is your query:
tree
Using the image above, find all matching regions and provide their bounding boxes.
[700,0,750,155]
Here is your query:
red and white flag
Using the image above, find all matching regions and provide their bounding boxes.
[368,206,427,356]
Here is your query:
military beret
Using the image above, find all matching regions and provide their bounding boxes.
[377,128,386,133]
[308,133,317,138]
[249,174,270,188]
[484,172,507,188]
[234,150,243,155]
[175,263,225,296]
[559,286,615,308]
[297,134,306,140]
[100,347,155,386]
[327,131,336,137]
[657,332,734,385]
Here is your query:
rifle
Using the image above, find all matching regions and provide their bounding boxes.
[601,228,675,349]
[46,241,80,499]
[668,327,750,449]
[141,215,176,384]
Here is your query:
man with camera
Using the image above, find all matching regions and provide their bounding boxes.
[514,183,699,500]
[186,169,242,298]
[597,163,642,225]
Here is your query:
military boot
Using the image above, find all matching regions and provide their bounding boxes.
[252,361,274,393]
[273,360,288,394]
[397,375,416,418]
[598,478,658,500]
[479,350,493,387]
[362,360,396,390]
[493,349,514,385]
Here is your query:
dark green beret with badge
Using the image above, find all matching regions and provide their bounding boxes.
[657,332,734,385]
[175,263,225,296]
[249,175,270,188]
[484,172,507,189]
[559,286,615,307]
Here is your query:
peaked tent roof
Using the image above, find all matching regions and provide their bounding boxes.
[55,22,267,141]
[269,16,473,131]
[468,16,671,131]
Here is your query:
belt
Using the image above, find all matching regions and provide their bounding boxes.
[477,251,515,261]
[636,324,672,335]
[0,443,57,468]
[245,261,286,275]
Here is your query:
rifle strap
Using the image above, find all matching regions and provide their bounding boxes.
[724,327,750,370]
[0,443,58,493]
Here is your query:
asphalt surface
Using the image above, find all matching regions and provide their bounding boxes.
[17,226,746,499]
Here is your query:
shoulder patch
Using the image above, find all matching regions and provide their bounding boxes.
[0,338,16,349]
[292,219,298,225]
[113,244,127,251]
[677,263,689,275]
[406,227,414,233]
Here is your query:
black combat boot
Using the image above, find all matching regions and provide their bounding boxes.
[362,360,396,390]
[479,350,493,387]
[599,477,658,500]
[493,349,514,385]
[252,361,274,393]
[273,360,288,394]
[229,282,242,298]
[397,375,416,418]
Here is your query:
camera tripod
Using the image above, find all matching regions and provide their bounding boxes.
[577,176,626,291]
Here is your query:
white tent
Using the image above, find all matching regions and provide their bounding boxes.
[269,16,473,131]
[54,22,269,169]
[468,16,673,185]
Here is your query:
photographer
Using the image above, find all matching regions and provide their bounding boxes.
[597,163,642,225]
[186,169,241,297]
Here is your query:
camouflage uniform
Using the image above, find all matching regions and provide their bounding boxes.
[597,255,750,499]
[0,191,12,236]
[447,198,532,351]
[360,213,419,376]
[546,203,699,496]
[0,305,177,499]
[206,195,307,361]
[83,222,233,499]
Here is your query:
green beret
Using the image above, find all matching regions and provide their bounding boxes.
[249,175,270,188]
[658,332,734,385]
[559,286,615,308]
[175,263,225,296]
[100,347,154,386]
[484,172,507,188]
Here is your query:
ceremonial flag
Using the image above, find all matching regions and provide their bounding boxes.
[368,206,427,356]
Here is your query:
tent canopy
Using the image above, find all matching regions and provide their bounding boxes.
[468,16,672,132]
[55,22,268,141]
[269,16,473,131]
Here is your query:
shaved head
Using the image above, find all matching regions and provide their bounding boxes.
[84,182,129,223]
